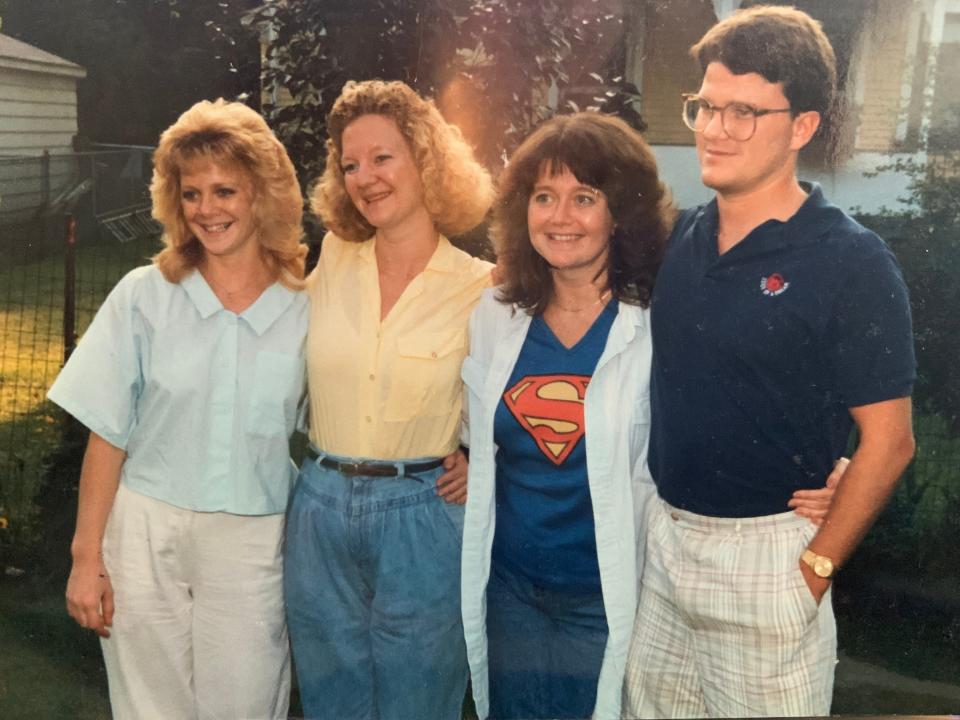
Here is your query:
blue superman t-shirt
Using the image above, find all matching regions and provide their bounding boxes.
[491,300,618,593]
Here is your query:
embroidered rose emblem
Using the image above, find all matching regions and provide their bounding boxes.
[760,273,790,296]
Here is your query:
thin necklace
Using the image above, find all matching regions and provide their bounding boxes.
[553,289,612,314]
[203,268,267,299]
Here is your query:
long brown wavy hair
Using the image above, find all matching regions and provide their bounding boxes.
[493,112,674,313]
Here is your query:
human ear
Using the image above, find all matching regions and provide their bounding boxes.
[790,111,821,151]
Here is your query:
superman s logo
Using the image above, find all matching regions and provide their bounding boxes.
[503,374,589,466]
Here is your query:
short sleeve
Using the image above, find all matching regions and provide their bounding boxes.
[47,269,146,448]
[829,238,916,408]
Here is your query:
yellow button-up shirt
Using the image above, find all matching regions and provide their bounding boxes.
[306,232,493,460]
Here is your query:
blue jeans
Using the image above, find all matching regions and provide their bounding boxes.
[284,450,468,720]
[486,562,608,720]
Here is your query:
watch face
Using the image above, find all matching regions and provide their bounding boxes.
[814,557,834,578]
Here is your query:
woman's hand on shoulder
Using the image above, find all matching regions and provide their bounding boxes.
[436,448,468,505]
[66,554,115,638]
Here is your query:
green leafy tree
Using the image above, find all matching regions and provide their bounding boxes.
[854,134,960,579]
[862,150,960,435]
[0,0,258,144]
[245,0,637,184]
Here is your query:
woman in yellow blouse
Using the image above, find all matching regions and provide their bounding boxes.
[284,80,494,720]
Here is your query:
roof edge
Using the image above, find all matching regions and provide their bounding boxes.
[0,56,87,79]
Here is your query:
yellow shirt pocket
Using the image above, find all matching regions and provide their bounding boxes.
[384,329,466,422]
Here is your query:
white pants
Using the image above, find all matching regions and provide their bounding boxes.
[622,499,837,718]
[100,485,290,720]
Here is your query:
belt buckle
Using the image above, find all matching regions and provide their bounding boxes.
[341,461,364,475]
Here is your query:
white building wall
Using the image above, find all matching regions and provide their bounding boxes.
[652,145,917,215]
[0,67,80,156]
[0,60,84,226]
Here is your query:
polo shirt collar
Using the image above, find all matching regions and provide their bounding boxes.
[180,269,298,335]
[786,182,847,243]
[698,181,845,258]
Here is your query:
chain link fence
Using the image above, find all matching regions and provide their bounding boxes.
[0,148,160,554]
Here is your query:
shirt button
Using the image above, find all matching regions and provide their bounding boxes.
[365,416,372,423]
[430,351,438,358]
[369,374,375,381]
[670,512,680,521]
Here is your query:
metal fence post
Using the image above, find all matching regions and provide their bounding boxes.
[63,214,77,364]
[41,150,50,208]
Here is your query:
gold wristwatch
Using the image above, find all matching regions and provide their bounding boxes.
[801,549,836,579]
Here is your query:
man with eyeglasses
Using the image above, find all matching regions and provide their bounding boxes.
[623,6,916,718]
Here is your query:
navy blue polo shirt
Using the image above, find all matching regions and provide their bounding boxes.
[649,183,915,517]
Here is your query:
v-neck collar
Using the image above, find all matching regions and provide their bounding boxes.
[360,234,460,325]
[534,299,619,352]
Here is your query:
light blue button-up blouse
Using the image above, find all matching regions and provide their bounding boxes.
[48,265,308,516]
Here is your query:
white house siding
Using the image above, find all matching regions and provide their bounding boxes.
[0,69,80,155]
[0,35,86,227]
[0,71,79,224]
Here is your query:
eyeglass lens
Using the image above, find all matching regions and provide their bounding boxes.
[683,98,756,141]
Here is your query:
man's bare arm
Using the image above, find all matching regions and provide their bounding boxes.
[800,396,915,601]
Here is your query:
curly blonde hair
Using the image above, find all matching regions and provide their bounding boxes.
[312,80,493,242]
[151,99,306,288]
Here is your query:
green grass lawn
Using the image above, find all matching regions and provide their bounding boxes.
[2,570,957,719]
[0,577,110,719]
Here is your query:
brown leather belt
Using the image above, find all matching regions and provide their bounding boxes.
[306,446,443,477]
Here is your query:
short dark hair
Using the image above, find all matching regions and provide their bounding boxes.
[691,5,837,117]
[492,112,674,313]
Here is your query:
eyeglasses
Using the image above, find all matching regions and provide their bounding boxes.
[681,93,793,141]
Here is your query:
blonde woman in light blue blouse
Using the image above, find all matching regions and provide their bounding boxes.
[48,99,307,719]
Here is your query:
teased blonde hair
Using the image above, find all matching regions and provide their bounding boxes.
[312,80,493,242]
[151,99,306,288]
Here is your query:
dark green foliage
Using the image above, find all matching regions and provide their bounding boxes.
[30,416,87,581]
[0,0,259,145]
[858,150,960,436]
[853,149,960,582]
[245,0,638,185]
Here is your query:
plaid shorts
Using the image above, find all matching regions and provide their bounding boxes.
[622,498,837,718]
